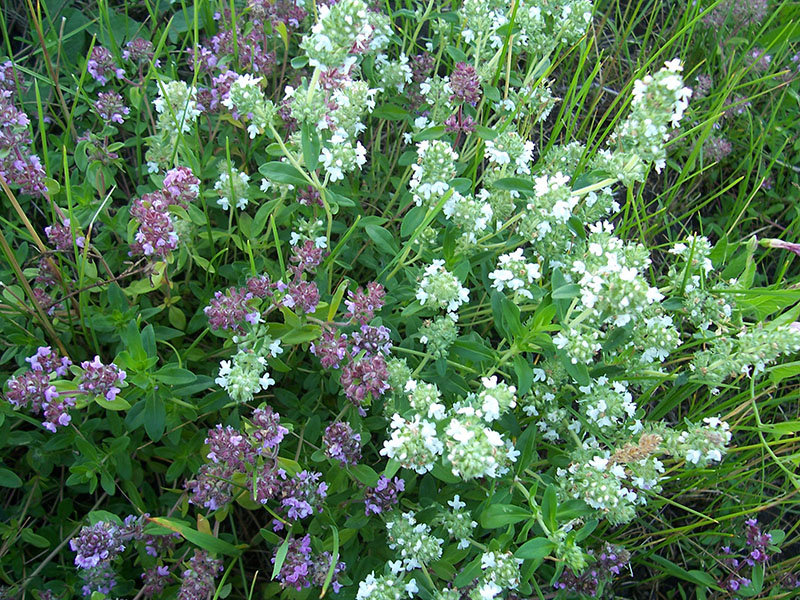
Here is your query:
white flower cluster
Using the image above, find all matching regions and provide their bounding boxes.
[484,132,535,175]
[405,379,446,421]
[443,192,494,245]
[416,260,470,313]
[215,166,251,211]
[221,74,276,138]
[561,455,640,526]
[488,248,542,299]
[438,495,477,550]
[380,413,443,474]
[385,511,444,570]
[355,570,418,600]
[578,378,636,431]
[215,348,276,404]
[664,417,732,467]
[409,140,458,208]
[319,132,367,182]
[613,59,692,175]
[153,79,201,134]
[472,551,523,600]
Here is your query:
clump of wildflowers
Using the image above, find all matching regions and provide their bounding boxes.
[410,140,458,208]
[662,417,732,467]
[86,46,124,84]
[93,91,130,124]
[5,347,74,432]
[222,73,276,138]
[79,356,126,402]
[364,476,404,515]
[380,413,443,474]
[489,248,541,299]
[355,570,418,600]
[340,354,390,412]
[70,521,125,568]
[416,260,470,313]
[324,421,362,465]
[178,550,223,600]
[215,164,251,210]
[386,511,444,570]
[554,544,631,598]
[438,495,477,549]
[45,218,85,252]
[129,192,179,258]
[418,315,458,359]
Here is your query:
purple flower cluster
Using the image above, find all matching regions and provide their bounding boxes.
[5,347,74,432]
[279,470,328,520]
[274,535,314,591]
[205,285,261,332]
[123,38,157,66]
[86,46,125,85]
[249,0,308,31]
[93,90,130,124]
[193,10,276,86]
[0,62,46,196]
[444,110,476,135]
[177,550,223,600]
[251,406,289,453]
[340,354,390,413]
[80,563,117,598]
[297,185,323,207]
[364,476,404,515]
[344,282,386,324]
[206,424,256,469]
[162,166,201,208]
[141,565,171,597]
[45,218,85,252]
[129,192,179,258]
[272,534,345,593]
[449,62,481,106]
[290,240,327,277]
[553,544,631,597]
[186,462,235,511]
[284,280,320,314]
[311,329,349,369]
[350,324,392,357]
[70,521,126,569]
[246,274,275,299]
[323,422,362,465]
[79,356,126,402]
[717,519,777,593]
[249,464,287,504]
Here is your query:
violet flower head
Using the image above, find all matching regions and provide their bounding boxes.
[350,324,392,357]
[162,166,200,207]
[204,286,258,332]
[130,192,179,258]
[41,395,75,432]
[273,535,314,591]
[94,91,130,124]
[344,282,386,324]
[246,274,275,299]
[250,406,288,452]
[45,218,85,252]
[290,240,327,277]
[205,424,255,469]
[70,521,125,569]
[6,369,59,413]
[311,551,346,593]
[123,38,158,66]
[26,346,72,376]
[364,476,404,515]
[249,464,287,504]
[323,421,362,465]
[87,46,124,84]
[79,356,126,402]
[310,329,349,369]
[142,565,171,598]
[80,563,117,598]
[284,280,320,314]
[178,550,223,600]
[280,470,328,520]
[0,60,19,93]
[340,354,390,412]
[449,62,481,106]
[411,52,434,83]
[297,185,323,207]
[744,518,773,565]
[185,463,234,511]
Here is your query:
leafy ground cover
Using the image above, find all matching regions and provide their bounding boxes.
[2,0,800,598]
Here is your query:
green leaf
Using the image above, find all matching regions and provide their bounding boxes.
[348,464,379,487]
[144,396,166,442]
[513,355,534,395]
[280,324,322,345]
[155,365,197,385]
[321,526,340,596]
[372,103,409,121]
[272,535,290,579]
[516,538,555,560]
[95,396,131,411]
[148,517,241,556]
[301,123,321,172]
[401,206,427,238]
[20,529,51,548]
[258,162,309,186]
[0,468,23,488]
[365,224,399,255]
[541,484,557,533]
[480,503,531,529]
[413,126,446,142]
[552,283,581,300]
